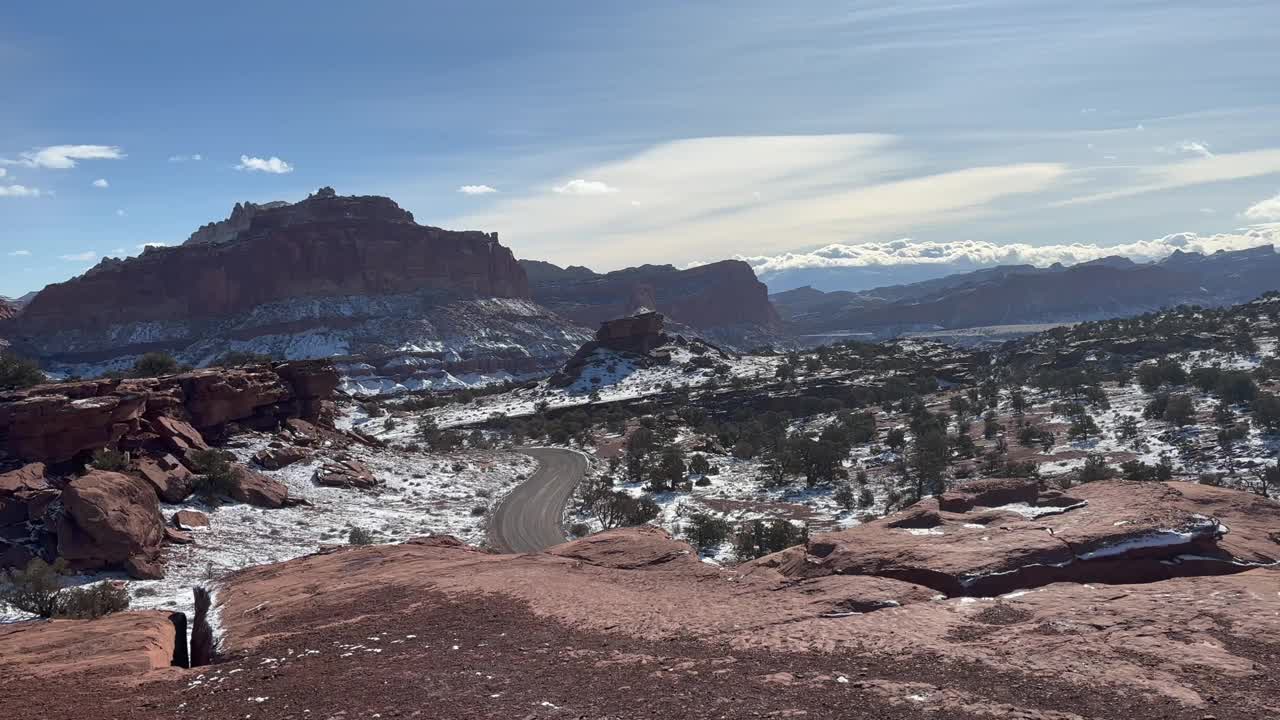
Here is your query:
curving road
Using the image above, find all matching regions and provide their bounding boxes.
[488,448,588,553]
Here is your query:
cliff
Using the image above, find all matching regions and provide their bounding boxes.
[7,191,580,374]
[520,259,781,346]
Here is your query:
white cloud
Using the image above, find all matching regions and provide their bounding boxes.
[1244,192,1280,222]
[59,251,97,262]
[168,153,203,163]
[552,179,618,195]
[1157,140,1214,159]
[116,209,127,217]
[7,250,31,257]
[4,144,125,169]
[458,184,498,195]
[740,226,1280,277]
[0,184,41,197]
[235,155,293,174]
[0,168,6,178]
[1056,148,1280,207]
[92,178,109,188]
[452,134,1068,268]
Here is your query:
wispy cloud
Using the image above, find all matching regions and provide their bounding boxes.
[458,184,498,195]
[59,251,97,262]
[3,144,125,169]
[6,250,31,257]
[0,184,42,198]
[553,179,618,195]
[115,209,126,217]
[0,168,6,178]
[92,178,109,188]
[168,153,203,163]
[1056,148,1280,207]
[1244,191,1280,222]
[453,134,1066,268]
[235,155,293,174]
[1157,139,1215,159]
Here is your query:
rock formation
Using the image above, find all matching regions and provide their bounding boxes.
[8,191,580,378]
[0,360,337,577]
[521,259,782,347]
[2,476,1278,717]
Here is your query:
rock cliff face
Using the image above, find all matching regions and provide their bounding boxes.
[8,191,568,374]
[520,259,782,348]
[0,298,17,322]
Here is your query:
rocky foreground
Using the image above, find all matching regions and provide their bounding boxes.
[1,477,1277,719]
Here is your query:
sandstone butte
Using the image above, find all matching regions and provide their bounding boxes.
[2,476,1277,720]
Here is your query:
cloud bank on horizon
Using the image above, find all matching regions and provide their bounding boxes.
[736,226,1280,292]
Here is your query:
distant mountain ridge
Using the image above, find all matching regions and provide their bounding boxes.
[773,245,1280,340]
[518,259,782,348]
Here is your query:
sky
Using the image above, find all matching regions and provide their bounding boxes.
[3,1,1280,297]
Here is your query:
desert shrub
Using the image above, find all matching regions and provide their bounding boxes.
[89,447,130,472]
[1253,393,1280,433]
[858,486,875,509]
[733,519,808,562]
[590,491,660,529]
[469,504,487,517]
[1120,458,1173,482]
[1078,454,1115,483]
[0,558,129,619]
[130,352,182,378]
[1066,413,1100,441]
[569,522,591,538]
[684,513,732,551]
[1163,394,1196,427]
[187,449,238,504]
[0,351,44,390]
[56,582,131,619]
[348,527,374,545]
[833,482,856,511]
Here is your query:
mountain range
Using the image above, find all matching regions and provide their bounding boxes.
[772,245,1280,340]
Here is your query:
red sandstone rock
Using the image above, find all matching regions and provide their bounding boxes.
[252,445,309,470]
[0,462,56,531]
[150,416,209,454]
[0,610,181,681]
[229,464,294,508]
[312,459,378,489]
[171,509,208,529]
[16,194,529,342]
[753,479,1279,596]
[131,453,195,503]
[57,471,166,579]
[178,368,292,428]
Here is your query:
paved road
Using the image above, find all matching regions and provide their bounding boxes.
[488,448,588,553]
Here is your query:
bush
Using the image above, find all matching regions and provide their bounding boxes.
[0,558,129,619]
[89,447,130,472]
[187,449,238,505]
[469,504,488,517]
[590,491,660,529]
[733,519,808,562]
[130,352,182,378]
[0,351,44,390]
[833,482,856,511]
[684,513,732,551]
[569,522,591,538]
[348,527,374,545]
[56,582,131,619]
[1078,454,1115,483]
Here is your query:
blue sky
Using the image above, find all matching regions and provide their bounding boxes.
[3,1,1280,296]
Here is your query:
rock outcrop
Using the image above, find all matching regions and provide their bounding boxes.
[0,361,337,464]
[522,259,782,348]
[56,471,167,578]
[8,191,572,375]
[312,459,378,490]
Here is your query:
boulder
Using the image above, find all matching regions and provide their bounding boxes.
[252,445,309,470]
[312,459,379,490]
[171,509,209,529]
[229,464,294,508]
[151,416,209,454]
[0,462,57,531]
[179,369,292,429]
[57,471,166,579]
[131,453,195,503]
[163,526,194,545]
